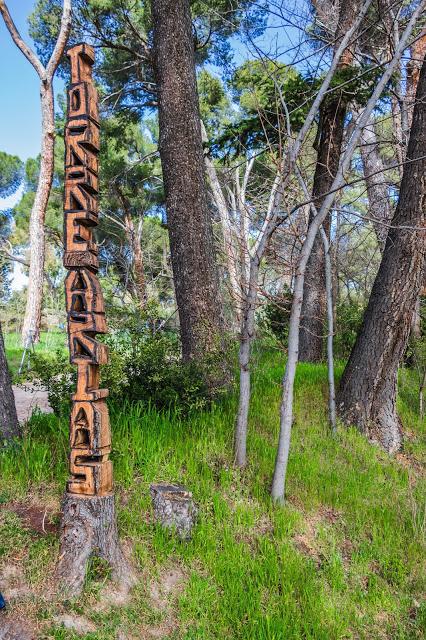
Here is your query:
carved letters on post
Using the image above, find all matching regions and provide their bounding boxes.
[64,44,112,496]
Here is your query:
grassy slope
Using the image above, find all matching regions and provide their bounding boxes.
[0,343,425,639]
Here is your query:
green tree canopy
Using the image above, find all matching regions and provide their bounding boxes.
[0,151,23,200]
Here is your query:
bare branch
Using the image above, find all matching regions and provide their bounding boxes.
[46,0,72,80]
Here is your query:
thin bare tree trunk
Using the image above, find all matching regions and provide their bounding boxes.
[232,0,374,467]
[0,0,72,346]
[419,368,426,420]
[132,220,146,307]
[235,257,259,467]
[201,125,241,322]
[21,84,54,345]
[298,0,362,362]
[320,227,336,432]
[0,320,20,440]
[359,115,392,250]
[298,97,346,362]
[270,4,423,502]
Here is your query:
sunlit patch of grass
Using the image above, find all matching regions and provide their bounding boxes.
[0,345,425,638]
[4,331,67,378]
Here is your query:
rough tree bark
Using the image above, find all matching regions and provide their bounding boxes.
[0,0,72,346]
[405,35,426,336]
[56,494,132,597]
[0,320,20,440]
[299,0,361,362]
[151,0,223,362]
[337,53,426,453]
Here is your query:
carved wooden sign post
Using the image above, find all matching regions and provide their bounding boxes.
[64,43,111,497]
[56,44,132,596]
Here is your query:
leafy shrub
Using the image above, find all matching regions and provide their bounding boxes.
[106,313,229,414]
[27,307,230,416]
[27,348,75,416]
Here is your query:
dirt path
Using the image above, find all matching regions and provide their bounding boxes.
[12,384,52,423]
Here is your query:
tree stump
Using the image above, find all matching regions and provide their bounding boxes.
[150,483,198,540]
[56,493,134,598]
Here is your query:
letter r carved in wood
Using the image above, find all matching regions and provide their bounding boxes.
[63,44,113,496]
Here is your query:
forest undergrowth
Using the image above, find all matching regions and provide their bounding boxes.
[0,342,425,639]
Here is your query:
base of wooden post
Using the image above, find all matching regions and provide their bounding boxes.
[56,493,135,598]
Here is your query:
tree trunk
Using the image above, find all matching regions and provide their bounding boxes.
[299,0,361,362]
[234,257,259,467]
[0,320,20,440]
[151,0,223,362]
[337,54,426,452]
[132,224,146,306]
[269,3,422,502]
[359,115,392,250]
[56,494,134,597]
[320,227,336,431]
[201,124,241,324]
[123,210,146,308]
[405,36,426,337]
[21,82,55,346]
[298,96,347,361]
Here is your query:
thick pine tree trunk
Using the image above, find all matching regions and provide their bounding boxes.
[0,320,20,440]
[299,97,347,361]
[337,54,426,452]
[21,83,55,346]
[151,0,223,362]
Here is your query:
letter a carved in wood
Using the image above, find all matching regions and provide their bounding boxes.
[64,44,112,496]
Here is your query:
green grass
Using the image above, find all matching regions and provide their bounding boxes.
[4,331,67,378]
[1,344,425,639]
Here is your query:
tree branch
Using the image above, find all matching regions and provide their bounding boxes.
[46,0,72,80]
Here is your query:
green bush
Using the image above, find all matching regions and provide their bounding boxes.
[27,348,75,416]
[27,308,229,416]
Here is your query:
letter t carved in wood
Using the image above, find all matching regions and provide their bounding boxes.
[63,44,112,496]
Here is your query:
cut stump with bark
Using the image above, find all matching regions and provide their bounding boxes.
[56,493,135,598]
[150,483,198,540]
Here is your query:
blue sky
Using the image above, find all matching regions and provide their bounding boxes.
[0,0,64,161]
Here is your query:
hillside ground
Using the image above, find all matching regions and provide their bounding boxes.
[0,339,425,639]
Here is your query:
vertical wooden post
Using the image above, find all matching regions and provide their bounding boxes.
[63,43,112,497]
[56,44,133,597]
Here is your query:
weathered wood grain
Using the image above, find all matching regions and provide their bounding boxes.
[63,44,112,496]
